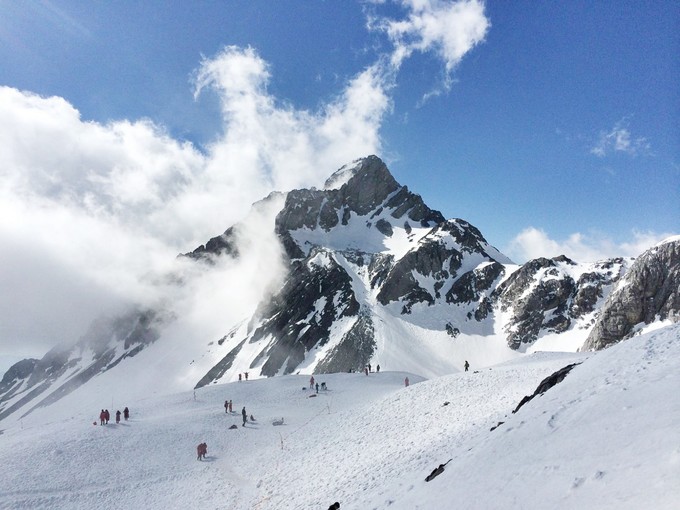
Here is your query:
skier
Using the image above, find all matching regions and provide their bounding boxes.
[104,409,110,424]
[99,409,106,426]
[115,410,121,424]
[376,364,380,373]
[404,377,410,387]
[224,400,229,413]
[123,407,130,420]
[242,406,247,427]
[464,360,470,372]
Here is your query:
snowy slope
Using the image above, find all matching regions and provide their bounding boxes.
[1,324,677,510]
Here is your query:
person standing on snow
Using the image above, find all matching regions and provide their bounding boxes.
[242,406,247,427]
[99,409,106,426]
[224,400,229,413]
[376,364,380,373]
[464,360,470,372]
[197,442,207,461]
[229,400,233,413]
[115,410,121,424]
[104,409,110,424]
[310,375,315,389]
[238,373,242,382]
[123,407,130,420]
[404,377,409,387]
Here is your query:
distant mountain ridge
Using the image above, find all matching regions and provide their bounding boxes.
[1,156,678,423]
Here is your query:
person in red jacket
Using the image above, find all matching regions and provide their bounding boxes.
[99,409,106,426]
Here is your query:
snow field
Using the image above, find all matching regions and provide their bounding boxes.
[1,324,678,509]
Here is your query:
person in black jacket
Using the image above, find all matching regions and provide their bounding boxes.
[242,406,247,427]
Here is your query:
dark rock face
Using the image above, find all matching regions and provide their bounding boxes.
[446,262,505,304]
[513,362,581,414]
[315,313,376,373]
[247,250,360,376]
[184,226,239,261]
[570,258,626,319]
[377,241,456,309]
[377,219,502,311]
[583,240,680,350]
[494,258,577,349]
[275,156,444,240]
[493,256,625,350]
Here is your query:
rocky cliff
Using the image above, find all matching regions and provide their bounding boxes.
[583,238,680,350]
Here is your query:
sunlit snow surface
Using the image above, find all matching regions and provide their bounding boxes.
[1,324,678,509]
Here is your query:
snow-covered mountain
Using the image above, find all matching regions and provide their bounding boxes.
[1,156,678,425]
[1,324,678,509]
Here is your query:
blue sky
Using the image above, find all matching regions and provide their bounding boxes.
[1,1,677,254]
[0,1,678,359]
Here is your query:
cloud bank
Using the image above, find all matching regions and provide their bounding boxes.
[505,227,675,264]
[0,2,490,360]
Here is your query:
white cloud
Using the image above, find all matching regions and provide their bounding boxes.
[505,227,677,264]
[0,44,393,359]
[591,119,651,158]
[374,0,489,72]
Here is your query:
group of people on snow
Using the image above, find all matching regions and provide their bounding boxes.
[358,363,380,375]
[98,407,129,425]
[308,376,328,393]
[238,372,249,381]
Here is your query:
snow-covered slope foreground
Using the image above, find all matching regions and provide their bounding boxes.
[1,324,677,510]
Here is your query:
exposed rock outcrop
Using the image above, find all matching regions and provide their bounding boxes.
[493,256,625,350]
[583,238,680,350]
